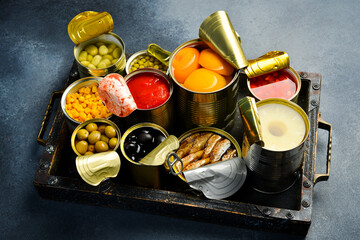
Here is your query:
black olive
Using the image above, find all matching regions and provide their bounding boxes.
[138,131,154,145]
[127,133,137,142]
[124,141,140,154]
[154,134,166,145]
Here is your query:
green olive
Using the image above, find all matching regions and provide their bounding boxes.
[86,123,98,132]
[88,130,101,144]
[100,135,109,144]
[95,141,109,152]
[76,140,88,155]
[98,124,107,134]
[88,144,95,152]
[84,151,94,155]
[109,137,118,149]
[76,129,89,140]
[105,126,116,138]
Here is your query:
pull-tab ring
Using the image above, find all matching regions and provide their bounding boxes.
[166,152,183,176]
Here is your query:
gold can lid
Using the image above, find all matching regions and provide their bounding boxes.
[199,11,248,69]
[139,135,179,166]
[68,11,114,45]
[244,51,290,78]
[76,151,121,186]
[237,97,264,158]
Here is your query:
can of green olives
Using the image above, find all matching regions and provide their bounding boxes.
[68,11,126,78]
[120,122,169,188]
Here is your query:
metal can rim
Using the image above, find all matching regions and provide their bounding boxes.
[120,122,169,166]
[246,67,302,102]
[124,68,173,110]
[74,32,126,70]
[170,126,242,182]
[61,77,112,126]
[168,38,240,94]
[256,98,310,152]
[125,50,169,75]
[71,118,121,156]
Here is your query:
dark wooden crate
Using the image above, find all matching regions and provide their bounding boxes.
[34,63,330,235]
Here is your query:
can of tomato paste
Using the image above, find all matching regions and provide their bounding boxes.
[68,11,126,78]
[122,68,174,131]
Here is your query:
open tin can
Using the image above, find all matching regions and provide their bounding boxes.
[238,97,310,193]
[120,122,169,188]
[165,127,247,200]
[71,118,121,186]
[121,68,174,131]
[61,76,113,131]
[167,39,241,130]
[68,11,126,78]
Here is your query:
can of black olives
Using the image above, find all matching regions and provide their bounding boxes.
[120,122,169,188]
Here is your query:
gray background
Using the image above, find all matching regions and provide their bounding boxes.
[1,0,359,239]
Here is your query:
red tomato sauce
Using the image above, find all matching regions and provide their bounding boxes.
[249,68,298,100]
[127,72,170,109]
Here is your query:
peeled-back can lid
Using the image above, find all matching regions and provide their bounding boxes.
[183,157,247,200]
[76,151,121,186]
[244,51,290,78]
[199,11,248,70]
[68,11,114,45]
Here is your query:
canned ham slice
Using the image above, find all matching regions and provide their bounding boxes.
[98,73,137,117]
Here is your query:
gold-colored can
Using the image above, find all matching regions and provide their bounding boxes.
[120,122,169,188]
[68,11,114,45]
[168,39,241,130]
[247,67,301,103]
[71,118,122,186]
[244,51,290,78]
[68,11,126,78]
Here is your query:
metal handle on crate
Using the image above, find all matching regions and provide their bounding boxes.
[37,91,63,146]
[314,115,332,184]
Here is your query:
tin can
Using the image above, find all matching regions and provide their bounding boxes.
[71,118,121,156]
[74,33,126,78]
[125,50,168,75]
[165,127,242,182]
[238,97,310,193]
[168,39,241,130]
[122,68,174,131]
[68,11,126,78]
[120,122,169,188]
[71,118,121,186]
[61,77,113,131]
[246,67,301,103]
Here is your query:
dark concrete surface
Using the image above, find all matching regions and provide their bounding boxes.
[0,0,359,239]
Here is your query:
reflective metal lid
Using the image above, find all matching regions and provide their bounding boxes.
[244,51,290,78]
[68,11,114,45]
[199,11,248,69]
[183,157,247,200]
[76,151,121,186]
